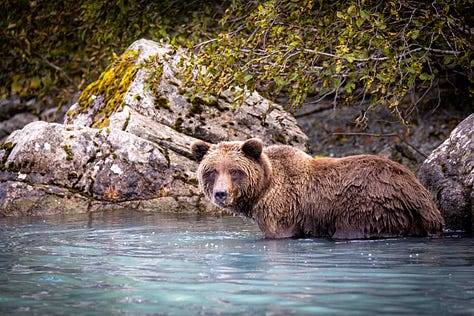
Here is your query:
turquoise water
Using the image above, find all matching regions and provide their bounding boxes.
[0,210,473,315]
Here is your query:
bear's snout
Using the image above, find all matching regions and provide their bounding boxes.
[213,189,228,204]
[211,171,233,206]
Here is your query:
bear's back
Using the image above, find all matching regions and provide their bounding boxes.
[264,144,315,174]
[258,147,443,239]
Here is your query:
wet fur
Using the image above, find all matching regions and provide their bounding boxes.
[191,139,444,239]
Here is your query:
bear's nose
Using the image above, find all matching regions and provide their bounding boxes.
[213,189,228,204]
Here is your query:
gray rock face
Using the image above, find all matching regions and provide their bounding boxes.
[0,39,308,217]
[418,113,474,232]
[0,121,201,216]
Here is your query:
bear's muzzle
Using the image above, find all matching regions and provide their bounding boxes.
[213,189,228,205]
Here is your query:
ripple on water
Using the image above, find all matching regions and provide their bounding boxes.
[0,211,473,315]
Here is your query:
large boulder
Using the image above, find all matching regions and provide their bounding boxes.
[418,113,474,233]
[0,39,308,217]
[0,121,200,216]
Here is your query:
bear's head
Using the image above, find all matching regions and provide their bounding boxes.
[191,138,271,217]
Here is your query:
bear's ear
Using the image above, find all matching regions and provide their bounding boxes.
[241,138,263,159]
[191,140,211,162]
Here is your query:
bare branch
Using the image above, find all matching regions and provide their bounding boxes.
[34,53,77,87]
[332,132,428,158]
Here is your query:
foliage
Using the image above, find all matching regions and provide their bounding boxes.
[0,0,226,113]
[189,0,474,124]
[1,0,473,126]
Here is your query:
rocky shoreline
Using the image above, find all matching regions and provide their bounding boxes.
[0,39,472,232]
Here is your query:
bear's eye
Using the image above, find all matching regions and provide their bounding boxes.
[229,169,245,181]
[203,169,217,182]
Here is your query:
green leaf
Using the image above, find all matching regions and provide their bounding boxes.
[274,76,286,86]
[243,74,253,82]
[332,78,342,89]
[419,73,432,81]
[345,82,356,93]
[345,55,355,63]
[443,55,455,65]
[411,29,420,40]
[347,5,357,16]
[360,10,370,19]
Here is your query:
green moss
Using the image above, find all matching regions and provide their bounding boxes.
[0,142,17,171]
[173,117,184,132]
[441,162,448,174]
[97,118,110,129]
[69,50,140,129]
[154,94,171,110]
[67,172,78,180]
[1,141,15,152]
[274,134,287,144]
[62,144,74,161]
[4,162,20,172]
[188,99,203,116]
[186,95,220,117]
[122,112,130,131]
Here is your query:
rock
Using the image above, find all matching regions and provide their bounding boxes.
[0,112,38,141]
[0,121,202,216]
[295,101,469,173]
[418,113,474,233]
[64,39,308,150]
[0,39,308,217]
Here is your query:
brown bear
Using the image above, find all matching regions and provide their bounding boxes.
[191,138,444,239]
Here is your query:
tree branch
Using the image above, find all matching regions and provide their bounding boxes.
[332,132,428,158]
[34,53,77,87]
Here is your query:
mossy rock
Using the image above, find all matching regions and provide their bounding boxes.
[67,50,140,129]
[0,141,17,171]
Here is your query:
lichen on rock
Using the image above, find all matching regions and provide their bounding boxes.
[418,113,474,233]
[66,49,140,129]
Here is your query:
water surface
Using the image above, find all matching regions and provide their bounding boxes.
[0,210,473,315]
